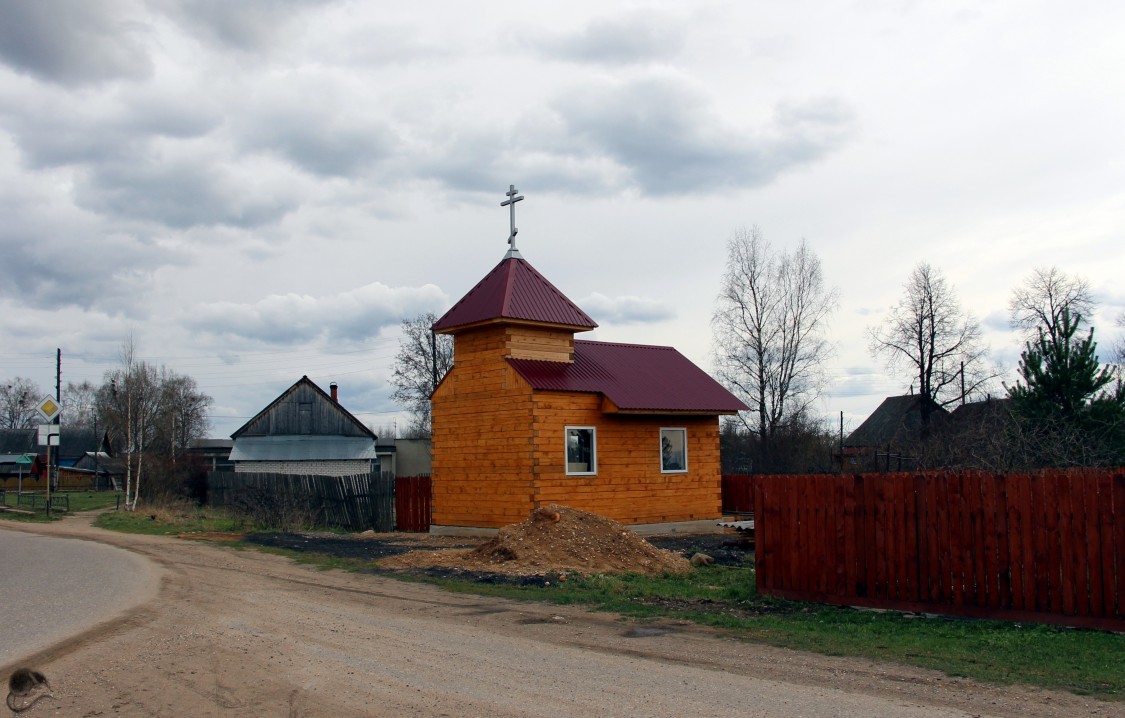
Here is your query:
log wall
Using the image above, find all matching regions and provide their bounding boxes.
[531,392,722,524]
[433,323,724,528]
[432,325,537,528]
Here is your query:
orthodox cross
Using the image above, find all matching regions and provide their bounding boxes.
[500,184,524,256]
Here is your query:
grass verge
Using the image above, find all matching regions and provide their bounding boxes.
[93,503,247,535]
[0,490,122,522]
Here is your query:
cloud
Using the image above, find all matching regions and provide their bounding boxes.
[578,292,675,325]
[154,0,339,52]
[74,152,302,229]
[0,0,153,86]
[234,78,397,178]
[0,161,184,312]
[186,282,449,345]
[535,11,686,66]
[543,75,854,195]
[982,310,1010,332]
[1,84,221,170]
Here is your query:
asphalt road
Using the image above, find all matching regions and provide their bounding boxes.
[0,526,159,666]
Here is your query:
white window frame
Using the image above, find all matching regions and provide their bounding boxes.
[565,426,597,475]
[660,427,688,473]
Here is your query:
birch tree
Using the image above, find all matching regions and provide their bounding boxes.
[712,227,838,464]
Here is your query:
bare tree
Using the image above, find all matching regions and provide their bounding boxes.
[62,380,98,428]
[868,263,993,430]
[389,312,453,437]
[1009,266,1094,344]
[97,357,212,506]
[99,336,163,510]
[152,370,212,460]
[1116,312,1125,366]
[712,227,838,464]
[1,377,41,429]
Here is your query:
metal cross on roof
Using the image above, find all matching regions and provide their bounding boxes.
[500,184,524,258]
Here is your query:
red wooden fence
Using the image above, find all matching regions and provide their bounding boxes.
[724,469,1125,631]
[394,474,432,532]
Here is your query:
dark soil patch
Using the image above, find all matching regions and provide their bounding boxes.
[645,532,755,567]
[244,525,755,574]
[244,532,476,560]
[364,565,570,588]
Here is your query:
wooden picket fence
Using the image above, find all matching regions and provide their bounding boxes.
[724,469,1125,631]
[208,471,394,532]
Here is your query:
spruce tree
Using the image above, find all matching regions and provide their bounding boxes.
[1008,309,1124,465]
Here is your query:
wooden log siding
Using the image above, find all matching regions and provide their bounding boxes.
[433,323,726,528]
[208,471,394,532]
[725,469,1125,631]
[532,392,722,524]
[432,325,537,528]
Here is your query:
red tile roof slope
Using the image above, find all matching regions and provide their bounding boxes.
[433,256,598,332]
[508,340,748,413]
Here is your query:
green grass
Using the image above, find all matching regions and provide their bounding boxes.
[0,490,122,521]
[93,504,247,535]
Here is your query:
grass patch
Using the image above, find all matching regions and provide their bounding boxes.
[1,490,122,522]
[93,502,247,535]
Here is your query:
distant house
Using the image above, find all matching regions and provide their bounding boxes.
[431,240,747,534]
[0,429,37,489]
[375,437,433,478]
[1,427,113,490]
[186,439,235,472]
[229,377,378,476]
[843,394,949,470]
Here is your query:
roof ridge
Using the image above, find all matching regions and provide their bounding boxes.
[575,339,675,351]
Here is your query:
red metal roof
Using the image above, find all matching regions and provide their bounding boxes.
[508,340,748,414]
[433,256,598,333]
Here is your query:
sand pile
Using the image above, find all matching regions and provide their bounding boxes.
[379,505,691,576]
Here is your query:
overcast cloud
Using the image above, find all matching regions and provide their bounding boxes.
[1,1,1122,437]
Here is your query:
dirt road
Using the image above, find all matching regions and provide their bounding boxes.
[3,516,1117,717]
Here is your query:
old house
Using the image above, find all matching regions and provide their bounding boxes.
[843,394,949,470]
[230,377,378,476]
[430,191,746,533]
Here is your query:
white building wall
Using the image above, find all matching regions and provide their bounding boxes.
[233,460,373,476]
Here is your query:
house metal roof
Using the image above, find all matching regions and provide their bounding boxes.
[229,436,378,462]
[508,340,748,414]
[432,256,598,333]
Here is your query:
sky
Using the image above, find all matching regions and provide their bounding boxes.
[1,0,1123,440]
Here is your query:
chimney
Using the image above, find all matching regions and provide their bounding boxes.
[330,382,338,403]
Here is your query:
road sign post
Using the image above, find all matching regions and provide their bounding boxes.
[15,453,32,495]
[35,397,62,515]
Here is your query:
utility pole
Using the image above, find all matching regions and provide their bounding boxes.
[54,348,61,495]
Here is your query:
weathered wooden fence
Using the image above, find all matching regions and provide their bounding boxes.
[724,469,1125,631]
[208,471,394,532]
[395,474,432,532]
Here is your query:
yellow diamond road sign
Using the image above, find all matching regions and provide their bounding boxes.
[36,396,61,422]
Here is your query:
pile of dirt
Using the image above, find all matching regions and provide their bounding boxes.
[379,505,692,576]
